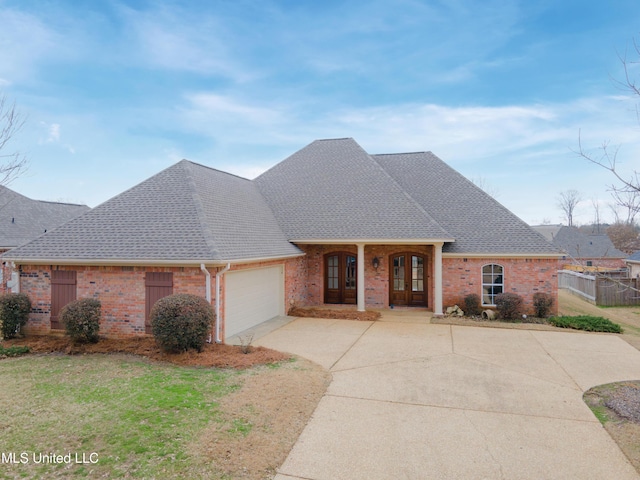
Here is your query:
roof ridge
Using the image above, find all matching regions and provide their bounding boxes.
[179,159,252,182]
[182,162,222,260]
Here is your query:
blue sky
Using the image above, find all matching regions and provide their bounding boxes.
[1,0,639,226]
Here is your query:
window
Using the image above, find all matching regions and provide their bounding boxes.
[482,264,503,305]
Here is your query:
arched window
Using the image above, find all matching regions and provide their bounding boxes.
[482,264,503,305]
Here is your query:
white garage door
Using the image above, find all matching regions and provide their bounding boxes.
[225,265,284,338]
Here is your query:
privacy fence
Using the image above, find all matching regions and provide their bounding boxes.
[558,269,640,306]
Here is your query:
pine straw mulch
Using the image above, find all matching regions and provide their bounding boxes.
[2,335,290,369]
[288,306,381,322]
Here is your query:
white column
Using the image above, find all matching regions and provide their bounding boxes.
[434,242,444,316]
[356,243,365,312]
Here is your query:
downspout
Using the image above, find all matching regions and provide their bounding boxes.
[214,263,231,344]
[200,264,213,342]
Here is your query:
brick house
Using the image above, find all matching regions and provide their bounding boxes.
[1,138,560,341]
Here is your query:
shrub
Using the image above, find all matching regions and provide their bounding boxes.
[150,294,214,353]
[548,315,622,333]
[0,345,30,357]
[61,298,101,344]
[532,292,554,318]
[0,293,31,339]
[494,292,524,321]
[463,294,482,317]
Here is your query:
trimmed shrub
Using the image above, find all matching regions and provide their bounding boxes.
[532,292,554,318]
[61,298,101,344]
[0,293,31,339]
[150,294,214,353]
[494,292,524,321]
[463,294,482,317]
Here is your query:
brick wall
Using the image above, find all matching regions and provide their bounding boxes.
[442,256,559,315]
[18,265,211,337]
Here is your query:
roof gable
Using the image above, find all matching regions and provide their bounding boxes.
[255,138,452,241]
[373,152,558,255]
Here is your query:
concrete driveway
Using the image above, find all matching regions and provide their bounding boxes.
[255,313,640,480]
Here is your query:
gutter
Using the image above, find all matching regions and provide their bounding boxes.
[214,263,231,344]
[200,264,213,343]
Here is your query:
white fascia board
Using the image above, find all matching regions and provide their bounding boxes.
[290,238,455,245]
[4,252,305,267]
[443,252,563,259]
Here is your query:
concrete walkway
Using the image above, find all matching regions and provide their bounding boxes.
[255,312,640,480]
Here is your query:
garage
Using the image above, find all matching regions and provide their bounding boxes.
[224,265,285,338]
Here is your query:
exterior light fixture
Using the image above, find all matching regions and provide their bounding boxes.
[372,257,380,270]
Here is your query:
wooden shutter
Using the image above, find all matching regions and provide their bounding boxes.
[51,270,77,330]
[145,272,173,334]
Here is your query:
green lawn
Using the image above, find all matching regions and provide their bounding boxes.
[0,355,245,479]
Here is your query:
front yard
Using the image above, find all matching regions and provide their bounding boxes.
[0,354,329,479]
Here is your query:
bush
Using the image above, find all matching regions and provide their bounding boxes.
[0,345,30,357]
[494,292,524,321]
[150,294,214,353]
[0,293,31,339]
[532,292,554,318]
[61,298,101,344]
[548,315,622,333]
[463,294,482,317]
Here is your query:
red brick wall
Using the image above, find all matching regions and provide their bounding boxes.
[18,265,211,337]
[442,257,559,315]
[560,258,626,270]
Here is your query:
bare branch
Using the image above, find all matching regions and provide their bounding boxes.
[0,94,28,185]
[557,189,581,226]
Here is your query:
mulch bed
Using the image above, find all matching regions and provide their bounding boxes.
[1,335,290,369]
[288,306,381,321]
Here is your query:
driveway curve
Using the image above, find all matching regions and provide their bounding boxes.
[255,314,640,480]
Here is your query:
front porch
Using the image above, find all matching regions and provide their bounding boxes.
[296,242,445,316]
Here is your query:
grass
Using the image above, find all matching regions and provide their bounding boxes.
[548,315,623,333]
[0,354,246,479]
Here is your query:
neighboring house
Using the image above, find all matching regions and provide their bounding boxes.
[2,138,560,341]
[626,251,640,278]
[0,185,89,293]
[531,224,627,271]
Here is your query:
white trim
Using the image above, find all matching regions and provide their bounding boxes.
[443,253,561,259]
[433,242,443,316]
[3,252,304,267]
[291,238,455,245]
[356,243,365,312]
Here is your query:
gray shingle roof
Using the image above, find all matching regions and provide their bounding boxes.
[255,138,453,241]
[531,225,626,259]
[627,251,640,263]
[3,161,300,263]
[373,152,559,254]
[0,186,89,249]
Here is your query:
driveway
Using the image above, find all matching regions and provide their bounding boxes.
[255,314,640,480]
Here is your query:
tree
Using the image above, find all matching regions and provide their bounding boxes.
[577,38,640,205]
[0,94,27,185]
[557,189,581,226]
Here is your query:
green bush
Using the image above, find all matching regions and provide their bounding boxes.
[0,345,30,357]
[463,294,482,317]
[61,298,101,344]
[0,293,32,339]
[150,294,214,353]
[548,315,622,333]
[532,292,554,318]
[494,292,524,321]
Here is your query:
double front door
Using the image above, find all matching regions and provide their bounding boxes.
[390,253,427,307]
[324,252,357,304]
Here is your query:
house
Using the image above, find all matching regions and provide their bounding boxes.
[531,224,626,271]
[0,185,89,293]
[1,138,560,341]
[626,251,640,278]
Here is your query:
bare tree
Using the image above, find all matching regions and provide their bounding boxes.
[0,94,27,185]
[557,189,581,226]
[591,197,602,233]
[576,38,640,201]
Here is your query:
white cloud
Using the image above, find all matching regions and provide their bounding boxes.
[47,123,60,142]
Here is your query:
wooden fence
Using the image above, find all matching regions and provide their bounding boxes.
[558,270,640,306]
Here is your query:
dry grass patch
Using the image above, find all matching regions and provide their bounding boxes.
[288,306,380,322]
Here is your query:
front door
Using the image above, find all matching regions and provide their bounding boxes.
[324,252,357,304]
[389,253,427,307]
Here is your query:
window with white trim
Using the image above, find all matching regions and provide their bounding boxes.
[482,264,503,305]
